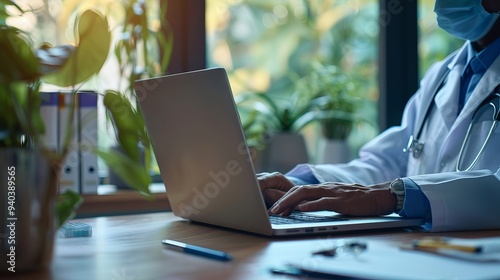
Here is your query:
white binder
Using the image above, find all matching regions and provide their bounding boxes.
[58,92,80,193]
[78,91,99,194]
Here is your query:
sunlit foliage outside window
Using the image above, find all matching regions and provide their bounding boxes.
[207,0,380,159]
[207,0,464,160]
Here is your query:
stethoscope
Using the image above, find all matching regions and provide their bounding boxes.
[404,78,500,172]
[456,92,500,171]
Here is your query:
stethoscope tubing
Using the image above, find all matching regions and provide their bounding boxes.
[405,86,500,171]
[456,99,499,172]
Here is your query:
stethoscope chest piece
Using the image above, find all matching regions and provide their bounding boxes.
[403,134,424,158]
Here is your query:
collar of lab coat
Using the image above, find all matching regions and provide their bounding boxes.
[446,42,468,72]
[453,45,500,130]
[434,40,500,132]
[433,43,468,129]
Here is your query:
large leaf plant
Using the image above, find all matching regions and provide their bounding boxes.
[0,1,154,227]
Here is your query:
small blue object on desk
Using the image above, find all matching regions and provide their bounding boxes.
[58,222,93,238]
[162,239,232,261]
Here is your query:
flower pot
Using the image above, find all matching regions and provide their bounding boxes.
[0,148,58,273]
[256,133,308,173]
[316,138,351,164]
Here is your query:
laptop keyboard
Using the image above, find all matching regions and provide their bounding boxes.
[269,211,348,225]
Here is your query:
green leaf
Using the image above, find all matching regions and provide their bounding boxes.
[56,190,83,228]
[103,90,141,161]
[0,29,40,82]
[235,93,281,123]
[134,105,151,150]
[157,29,173,73]
[96,147,152,198]
[43,10,111,86]
[236,93,281,115]
[292,110,366,133]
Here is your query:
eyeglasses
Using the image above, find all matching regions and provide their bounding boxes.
[312,241,367,257]
[456,93,500,172]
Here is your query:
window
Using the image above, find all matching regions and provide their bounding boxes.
[418,0,464,79]
[206,0,380,160]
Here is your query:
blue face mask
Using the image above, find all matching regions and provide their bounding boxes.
[435,0,500,42]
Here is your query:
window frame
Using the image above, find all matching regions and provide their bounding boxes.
[379,0,419,130]
[164,0,207,74]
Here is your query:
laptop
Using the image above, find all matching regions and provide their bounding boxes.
[134,68,424,236]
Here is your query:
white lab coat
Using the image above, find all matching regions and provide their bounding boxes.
[301,42,500,231]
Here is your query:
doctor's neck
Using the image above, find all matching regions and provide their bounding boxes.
[473,1,500,52]
[473,19,500,51]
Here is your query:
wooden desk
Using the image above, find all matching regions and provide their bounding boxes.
[9,212,500,280]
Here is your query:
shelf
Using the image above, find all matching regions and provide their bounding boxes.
[76,183,171,217]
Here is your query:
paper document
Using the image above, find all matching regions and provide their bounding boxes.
[286,240,500,280]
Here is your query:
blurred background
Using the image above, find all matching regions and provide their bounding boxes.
[9,0,464,172]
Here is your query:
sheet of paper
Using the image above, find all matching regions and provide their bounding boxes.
[287,241,500,280]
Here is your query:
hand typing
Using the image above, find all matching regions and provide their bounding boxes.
[257,172,397,216]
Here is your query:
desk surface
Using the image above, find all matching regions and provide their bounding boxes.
[10,212,500,280]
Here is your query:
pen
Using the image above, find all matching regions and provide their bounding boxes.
[162,239,233,261]
[412,239,481,253]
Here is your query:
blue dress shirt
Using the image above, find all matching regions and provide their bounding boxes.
[458,37,500,112]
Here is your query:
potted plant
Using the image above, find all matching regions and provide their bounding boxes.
[0,3,153,272]
[235,83,340,173]
[236,62,370,170]
[235,89,312,173]
[295,62,370,163]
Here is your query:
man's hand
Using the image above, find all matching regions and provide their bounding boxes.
[257,172,397,216]
[257,172,296,208]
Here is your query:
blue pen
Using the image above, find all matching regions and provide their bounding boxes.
[162,239,233,261]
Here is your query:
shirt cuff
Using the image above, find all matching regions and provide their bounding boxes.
[399,178,431,221]
[285,164,320,185]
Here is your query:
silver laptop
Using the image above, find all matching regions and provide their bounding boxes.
[134,68,424,236]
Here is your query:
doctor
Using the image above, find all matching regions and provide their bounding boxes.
[258,0,500,232]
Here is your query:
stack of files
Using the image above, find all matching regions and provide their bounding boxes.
[39,91,99,194]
